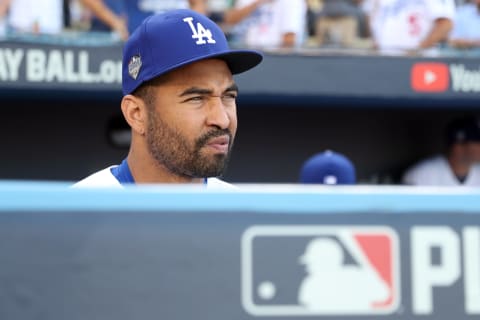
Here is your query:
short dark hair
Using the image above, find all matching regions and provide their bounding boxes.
[131,74,171,109]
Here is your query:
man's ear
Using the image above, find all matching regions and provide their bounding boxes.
[121,95,147,135]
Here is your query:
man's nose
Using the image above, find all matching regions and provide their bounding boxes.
[205,97,231,129]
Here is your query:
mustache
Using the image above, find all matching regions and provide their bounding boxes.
[196,129,232,148]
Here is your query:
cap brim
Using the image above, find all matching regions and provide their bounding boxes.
[127,49,263,95]
[150,49,263,80]
[215,49,263,74]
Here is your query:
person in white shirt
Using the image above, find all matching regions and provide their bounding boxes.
[363,0,455,55]
[230,0,307,48]
[448,0,480,50]
[74,9,263,188]
[4,0,64,34]
[402,116,480,186]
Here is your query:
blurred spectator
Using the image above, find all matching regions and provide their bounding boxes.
[4,0,64,34]
[79,0,128,40]
[363,0,455,55]
[299,150,356,185]
[0,0,9,37]
[229,0,307,48]
[80,0,207,41]
[306,0,321,39]
[448,0,480,52]
[208,0,231,24]
[314,0,367,47]
[402,116,480,186]
[209,0,271,36]
[68,0,93,31]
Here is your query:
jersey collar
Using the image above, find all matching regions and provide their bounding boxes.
[111,158,208,185]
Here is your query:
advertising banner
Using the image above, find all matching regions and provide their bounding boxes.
[2,41,480,103]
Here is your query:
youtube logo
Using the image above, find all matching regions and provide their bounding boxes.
[411,63,449,92]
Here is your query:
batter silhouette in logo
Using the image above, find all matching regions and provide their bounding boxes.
[298,237,390,312]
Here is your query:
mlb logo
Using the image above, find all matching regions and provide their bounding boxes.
[241,225,400,316]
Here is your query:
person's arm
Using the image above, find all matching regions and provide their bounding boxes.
[0,0,12,18]
[448,38,480,49]
[80,0,129,41]
[418,17,453,49]
[222,0,271,25]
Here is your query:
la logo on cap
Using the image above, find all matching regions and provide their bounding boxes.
[183,17,216,45]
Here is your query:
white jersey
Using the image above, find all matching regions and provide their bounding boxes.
[233,0,306,48]
[363,0,455,51]
[402,155,480,186]
[74,166,236,189]
[8,0,63,34]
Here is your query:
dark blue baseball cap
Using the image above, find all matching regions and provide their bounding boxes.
[122,9,263,95]
[299,150,356,185]
[445,116,480,146]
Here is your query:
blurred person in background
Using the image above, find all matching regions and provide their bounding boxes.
[2,0,64,34]
[314,0,367,48]
[448,0,480,55]
[299,150,356,185]
[208,0,272,39]
[80,0,207,41]
[363,0,455,55]
[79,0,129,40]
[68,0,95,31]
[229,0,307,49]
[402,116,480,186]
[0,0,9,37]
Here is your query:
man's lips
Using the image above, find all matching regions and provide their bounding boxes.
[205,136,230,153]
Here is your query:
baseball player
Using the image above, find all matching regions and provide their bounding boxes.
[299,150,356,185]
[74,9,262,188]
[402,116,480,186]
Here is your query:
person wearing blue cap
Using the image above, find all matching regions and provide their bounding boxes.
[402,115,480,186]
[75,9,262,188]
[299,150,356,185]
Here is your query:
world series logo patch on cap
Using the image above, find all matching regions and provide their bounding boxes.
[128,55,142,80]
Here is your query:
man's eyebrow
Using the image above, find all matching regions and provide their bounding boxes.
[226,83,239,93]
[179,83,239,97]
[179,87,212,97]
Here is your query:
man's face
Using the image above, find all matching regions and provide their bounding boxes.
[145,59,238,178]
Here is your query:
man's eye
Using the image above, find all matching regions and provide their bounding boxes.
[223,93,237,99]
[187,96,204,102]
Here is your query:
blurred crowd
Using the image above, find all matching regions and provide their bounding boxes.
[0,0,479,55]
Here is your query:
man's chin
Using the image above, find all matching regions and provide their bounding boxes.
[188,158,226,177]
